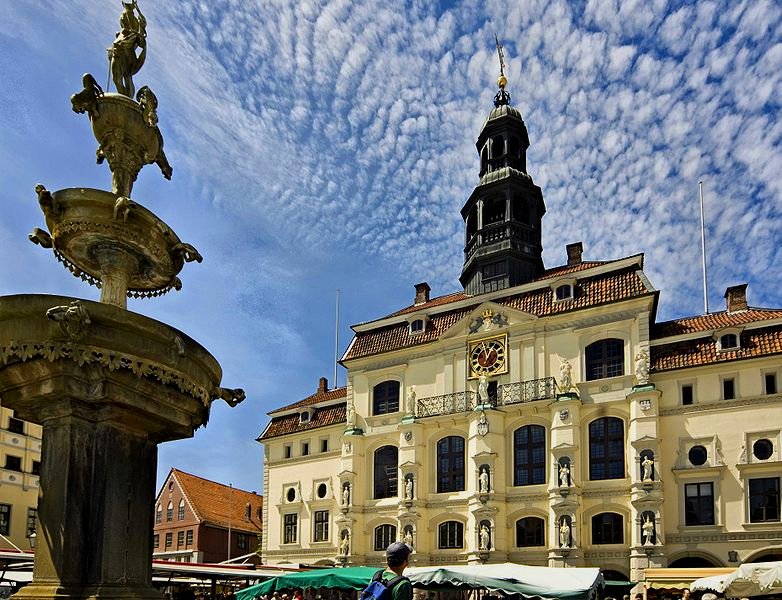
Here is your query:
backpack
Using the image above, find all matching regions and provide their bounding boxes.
[360,569,408,600]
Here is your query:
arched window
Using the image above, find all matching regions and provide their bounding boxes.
[591,512,624,545]
[178,499,185,520]
[373,445,398,499]
[508,136,521,158]
[166,501,173,522]
[481,147,489,174]
[589,417,624,480]
[491,135,505,158]
[155,505,162,524]
[516,517,545,547]
[512,194,529,225]
[585,339,624,380]
[374,524,397,551]
[513,425,546,486]
[438,521,464,549]
[373,381,400,415]
[555,284,573,300]
[437,436,465,493]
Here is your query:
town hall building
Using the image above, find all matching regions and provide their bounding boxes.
[258,67,782,581]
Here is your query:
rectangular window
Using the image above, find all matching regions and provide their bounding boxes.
[765,373,778,395]
[178,502,185,520]
[749,477,781,523]
[153,534,159,548]
[166,505,173,521]
[685,482,715,526]
[723,378,735,400]
[27,508,36,536]
[0,504,10,535]
[237,533,249,550]
[681,384,694,405]
[4,455,22,472]
[177,531,184,548]
[283,514,298,544]
[7,417,25,434]
[321,438,329,453]
[313,510,329,542]
[165,532,173,548]
[283,445,292,459]
[186,529,193,547]
[302,442,310,456]
[31,460,41,476]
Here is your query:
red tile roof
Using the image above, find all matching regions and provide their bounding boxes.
[651,325,782,372]
[269,386,347,414]
[173,469,262,533]
[386,261,608,318]
[653,308,782,338]
[344,265,650,361]
[259,403,347,441]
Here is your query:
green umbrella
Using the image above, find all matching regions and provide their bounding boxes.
[237,566,381,600]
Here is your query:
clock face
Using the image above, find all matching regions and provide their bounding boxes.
[469,337,507,377]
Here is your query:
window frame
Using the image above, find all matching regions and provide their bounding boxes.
[373,445,399,499]
[7,417,25,435]
[0,504,10,535]
[283,513,298,544]
[185,529,193,547]
[749,477,781,523]
[684,481,715,526]
[722,377,736,400]
[166,501,173,522]
[165,532,173,548]
[681,383,694,405]
[373,380,401,415]
[436,436,466,493]
[438,521,464,549]
[374,524,397,551]
[591,512,624,545]
[588,417,625,481]
[513,425,546,486]
[555,284,573,301]
[178,499,185,520]
[515,516,545,547]
[585,339,625,381]
[237,532,249,550]
[765,372,778,395]
[177,530,185,548]
[313,510,330,542]
[4,455,22,472]
[26,507,36,536]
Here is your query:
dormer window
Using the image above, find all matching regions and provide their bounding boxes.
[299,408,315,423]
[406,314,429,336]
[410,319,424,334]
[715,328,742,352]
[555,284,573,301]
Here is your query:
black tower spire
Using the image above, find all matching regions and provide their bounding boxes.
[459,40,545,295]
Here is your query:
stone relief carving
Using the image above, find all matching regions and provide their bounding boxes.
[113,196,136,223]
[70,73,104,118]
[28,227,53,249]
[635,349,650,385]
[212,387,245,407]
[46,301,91,339]
[136,85,158,128]
[559,357,573,392]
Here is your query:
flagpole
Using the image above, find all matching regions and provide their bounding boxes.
[334,289,340,389]
[699,181,709,314]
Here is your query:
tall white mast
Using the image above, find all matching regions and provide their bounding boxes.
[699,181,710,315]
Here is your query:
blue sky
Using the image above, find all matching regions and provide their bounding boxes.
[1,0,780,494]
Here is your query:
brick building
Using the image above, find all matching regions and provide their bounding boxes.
[153,468,262,563]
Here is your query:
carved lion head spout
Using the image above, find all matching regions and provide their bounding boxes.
[213,387,246,407]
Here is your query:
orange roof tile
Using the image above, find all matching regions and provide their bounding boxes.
[173,469,262,533]
[653,308,782,338]
[269,386,346,414]
[344,266,650,361]
[651,325,782,372]
[259,403,347,441]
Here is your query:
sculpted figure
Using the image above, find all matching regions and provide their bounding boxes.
[340,531,350,555]
[136,85,158,127]
[479,467,490,494]
[342,484,350,507]
[35,184,60,217]
[404,477,413,501]
[403,528,413,548]
[641,455,654,482]
[642,514,655,545]
[46,300,91,339]
[113,196,136,223]
[559,358,572,392]
[479,525,490,551]
[406,386,416,416]
[28,227,53,248]
[70,73,104,118]
[559,518,570,548]
[559,462,570,487]
[108,0,147,97]
[635,349,650,385]
[345,401,355,428]
[171,242,203,264]
[478,373,489,405]
[214,387,245,407]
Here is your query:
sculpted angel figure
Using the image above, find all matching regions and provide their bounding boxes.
[559,358,573,392]
[635,349,650,385]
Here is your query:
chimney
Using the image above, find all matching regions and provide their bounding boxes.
[566,242,583,266]
[318,377,328,393]
[724,284,748,313]
[414,282,431,305]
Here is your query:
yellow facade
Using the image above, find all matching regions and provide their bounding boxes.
[0,405,42,550]
[260,260,782,581]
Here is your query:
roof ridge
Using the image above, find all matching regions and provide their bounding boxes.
[174,468,261,498]
[268,385,347,415]
[172,469,203,522]
[656,306,782,326]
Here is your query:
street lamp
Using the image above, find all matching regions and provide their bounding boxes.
[27,531,36,550]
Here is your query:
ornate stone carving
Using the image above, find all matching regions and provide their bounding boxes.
[171,243,203,264]
[479,467,490,494]
[35,184,60,217]
[28,227,53,248]
[477,410,489,436]
[479,524,491,550]
[70,73,104,118]
[559,358,573,392]
[46,301,91,339]
[559,461,571,487]
[213,386,245,407]
[108,0,147,98]
[559,517,571,548]
[113,196,136,223]
[641,454,654,482]
[635,349,650,385]
[404,475,414,501]
[136,85,158,128]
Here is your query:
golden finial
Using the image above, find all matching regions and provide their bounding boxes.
[495,34,507,90]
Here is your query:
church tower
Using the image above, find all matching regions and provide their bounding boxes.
[460,41,546,295]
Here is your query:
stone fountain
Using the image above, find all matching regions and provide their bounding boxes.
[0,2,244,598]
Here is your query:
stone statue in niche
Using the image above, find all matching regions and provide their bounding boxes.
[403,526,414,548]
[635,349,650,385]
[479,467,490,494]
[478,373,489,405]
[479,524,491,551]
[346,401,355,428]
[559,517,571,548]
[641,454,654,482]
[642,514,655,546]
[559,358,573,392]
[559,461,571,487]
[340,530,350,555]
[406,386,416,416]
[404,476,414,501]
[342,483,350,507]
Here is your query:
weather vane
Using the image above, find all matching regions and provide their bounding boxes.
[493,34,510,107]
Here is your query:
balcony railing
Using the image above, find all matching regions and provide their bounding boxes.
[416,377,557,418]
[417,391,476,418]
[497,377,557,405]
